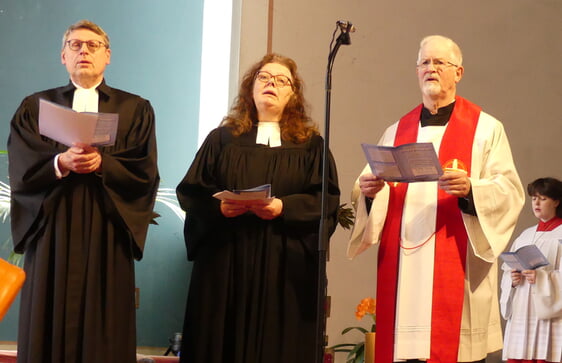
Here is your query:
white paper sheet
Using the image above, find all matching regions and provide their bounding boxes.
[38,99,119,147]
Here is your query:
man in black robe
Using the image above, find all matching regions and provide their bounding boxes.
[7,19,159,363]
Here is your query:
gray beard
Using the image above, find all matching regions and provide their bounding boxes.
[423,83,441,96]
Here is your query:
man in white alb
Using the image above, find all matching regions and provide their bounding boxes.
[348,35,525,363]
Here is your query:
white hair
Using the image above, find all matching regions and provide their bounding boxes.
[417,35,463,66]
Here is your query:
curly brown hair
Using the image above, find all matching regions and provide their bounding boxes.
[221,53,318,143]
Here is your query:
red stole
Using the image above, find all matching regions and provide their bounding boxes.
[375,96,481,363]
[537,217,562,232]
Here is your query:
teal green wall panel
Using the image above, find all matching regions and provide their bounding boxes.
[0,0,203,347]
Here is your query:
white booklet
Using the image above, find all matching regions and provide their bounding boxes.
[500,244,549,271]
[361,142,443,182]
[38,98,119,147]
[213,184,273,204]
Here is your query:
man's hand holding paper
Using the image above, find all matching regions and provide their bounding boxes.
[359,173,385,199]
[58,142,102,175]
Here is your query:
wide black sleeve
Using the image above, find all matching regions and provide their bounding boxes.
[7,96,64,252]
[280,135,340,240]
[99,99,160,258]
[176,128,223,261]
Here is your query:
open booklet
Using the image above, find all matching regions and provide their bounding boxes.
[213,184,273,204]
[38,98,119,147]
[500,244,550,271]
[361,142,443,182]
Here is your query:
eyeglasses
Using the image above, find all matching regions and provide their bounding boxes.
[417,58,458,70]
[66,39,108,52]
[255,71,293,89]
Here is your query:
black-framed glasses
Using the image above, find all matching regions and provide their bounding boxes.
[255,71,293,88]
[66,39,108,52]
[417,58,458,70]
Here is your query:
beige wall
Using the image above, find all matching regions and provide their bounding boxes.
[237,0,562,361]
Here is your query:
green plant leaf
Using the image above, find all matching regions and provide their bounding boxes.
[329,343,355,351]
[337,203,355,230]
[332,349,353,353]
[341,326,368,335]
[8,251,23,266]
[354,346,365,363]
[347,341,364,356]
[344,341,364,363]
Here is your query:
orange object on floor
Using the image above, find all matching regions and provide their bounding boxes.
[0,350,17,363]
[136,355,180,362]
[0,257,26,321]
[0,352,179,363]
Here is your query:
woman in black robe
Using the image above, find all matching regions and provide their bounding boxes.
[176,53,340,363]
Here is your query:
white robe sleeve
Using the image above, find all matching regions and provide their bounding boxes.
[347,165,389,259]
[499,229,532,319]
[532,268,562,319]
[532,236,562,319]
[463,112,525,262]
[347,124,398,259]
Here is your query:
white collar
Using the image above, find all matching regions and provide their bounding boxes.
[72,82,100,112]
[256,121,281,147]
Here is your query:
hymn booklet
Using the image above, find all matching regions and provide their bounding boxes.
[500,244,550,271]
[361,142,444,182]
[38,99,119,147]
[213,184,273,204]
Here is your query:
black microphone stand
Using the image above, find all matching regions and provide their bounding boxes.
[314,21,353,363]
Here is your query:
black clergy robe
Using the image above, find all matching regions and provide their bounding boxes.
[176,126,340,363]
[7,80,159,363]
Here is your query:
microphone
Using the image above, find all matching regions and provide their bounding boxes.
[336,20,356,33]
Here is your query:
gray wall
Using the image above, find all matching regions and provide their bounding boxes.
[0,0,204,348]
[238,0,562,362]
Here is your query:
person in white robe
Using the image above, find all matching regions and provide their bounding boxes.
[348,35,525,363]
[500,177,562,363]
